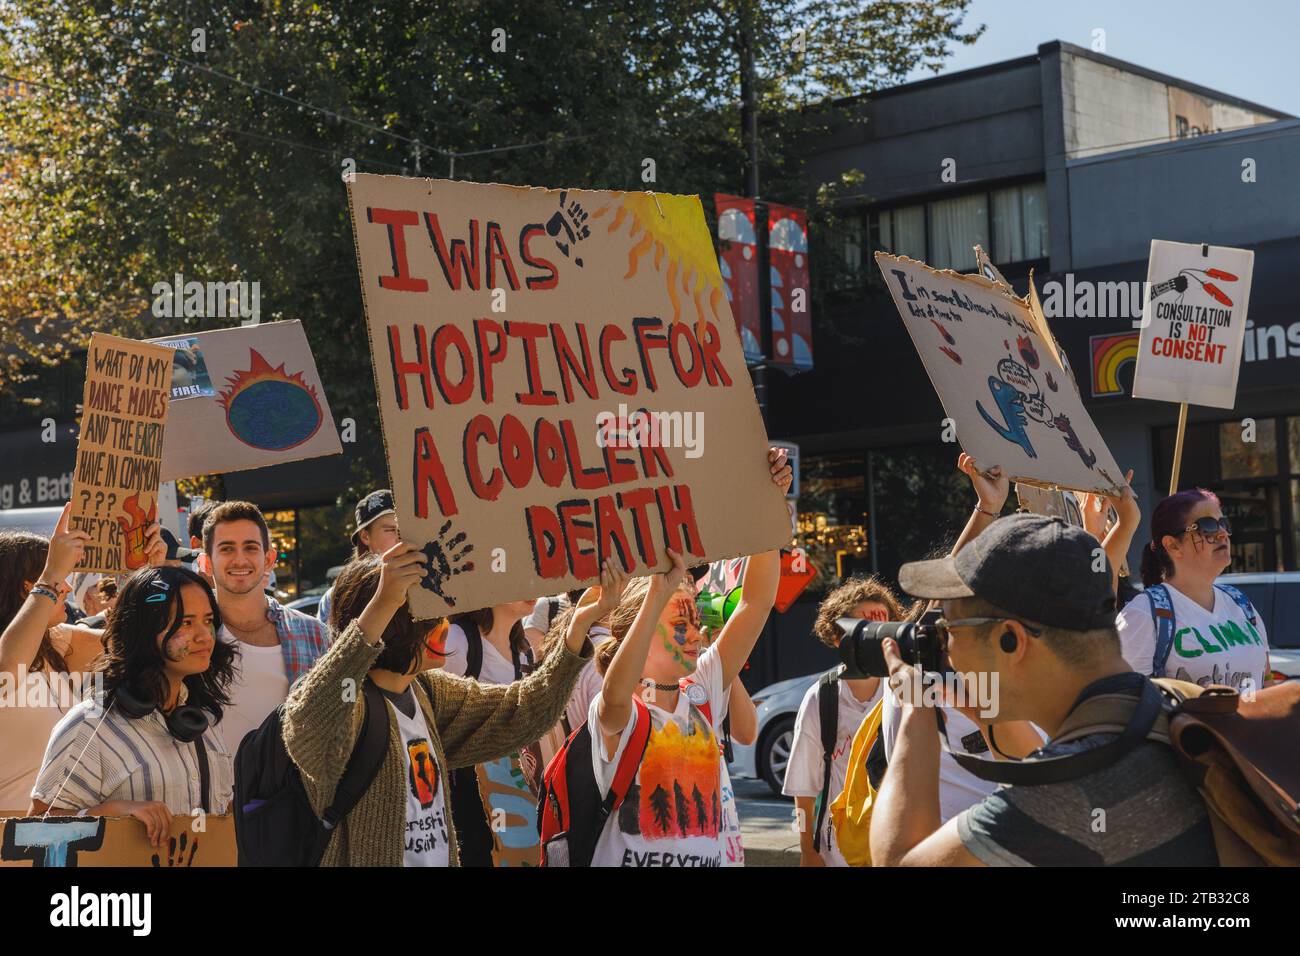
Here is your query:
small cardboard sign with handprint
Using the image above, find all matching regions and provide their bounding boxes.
[69,333,172,573]
[0,813,234,867]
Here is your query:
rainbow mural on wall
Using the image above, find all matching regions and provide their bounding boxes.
[1090,332,1140,398]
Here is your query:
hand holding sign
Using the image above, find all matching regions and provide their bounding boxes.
[40,503,92,586]
[958,453,1007,513]
[585,558,631,619]
[769,446,794,496]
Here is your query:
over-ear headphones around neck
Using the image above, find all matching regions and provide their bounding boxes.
[999,630,1018,654]
[112,683,210,743]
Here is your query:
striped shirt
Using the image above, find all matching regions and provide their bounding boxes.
[31,695,234,815]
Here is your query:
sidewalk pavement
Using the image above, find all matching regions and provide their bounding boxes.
[734,777,800,867]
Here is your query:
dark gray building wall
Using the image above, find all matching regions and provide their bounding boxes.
[806,58,1045,205]
[1065,119,1300,270]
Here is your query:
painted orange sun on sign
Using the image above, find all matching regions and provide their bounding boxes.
[590,193,729,333]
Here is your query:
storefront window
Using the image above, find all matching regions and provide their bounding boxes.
[1289,416,1300,474]
[1219,419,1277,478]
[1156,416,1294,572]
[794,453,868,593]
[264,509,299,600]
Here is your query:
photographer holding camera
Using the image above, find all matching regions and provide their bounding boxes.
[863,513,1219,866]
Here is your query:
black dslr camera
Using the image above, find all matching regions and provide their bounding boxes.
[836,609,949,679]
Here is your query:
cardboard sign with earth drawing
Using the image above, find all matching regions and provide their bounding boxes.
[875,251,1126,498]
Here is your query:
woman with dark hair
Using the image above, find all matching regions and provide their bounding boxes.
[0,505,124,810]
[1116,488,1270,690]
[30,564,237,847]
[287,542,603,866]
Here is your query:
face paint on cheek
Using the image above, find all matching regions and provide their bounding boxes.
[163,634,191,662]
[657,624,696,673]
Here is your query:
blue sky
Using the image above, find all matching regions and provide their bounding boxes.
[907,0,1297,116]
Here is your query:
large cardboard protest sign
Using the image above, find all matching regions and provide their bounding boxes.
[70,333,172,573]
[347,175,790,618]
[1132,240,1254,409]
[0,813,235,867]
[875,252,1126,496]
[151,321,343,481]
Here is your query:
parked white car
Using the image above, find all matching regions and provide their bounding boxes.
[728,669,828,795]
[1216,572,1300,680]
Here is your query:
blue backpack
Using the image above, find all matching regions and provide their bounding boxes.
[1143,583,1258,677]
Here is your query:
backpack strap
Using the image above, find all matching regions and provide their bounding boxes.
[1146,584,1177,677]
[606,696,652,813]
[321,678,392,831]
[514,641,535,681]
[941,674,1166,786]
[813,669,839,853]
[1214,584,1258,627]
[194,734,212,814]
[678,676,713,728]
[461,619,483,681]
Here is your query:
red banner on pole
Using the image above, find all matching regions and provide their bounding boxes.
[714,194,764,363]
[767,202,812,370]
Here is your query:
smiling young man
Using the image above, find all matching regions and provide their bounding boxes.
[202,501,329,753]
[868,513,1219,867]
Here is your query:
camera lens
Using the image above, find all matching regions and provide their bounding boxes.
[835,618,916,678]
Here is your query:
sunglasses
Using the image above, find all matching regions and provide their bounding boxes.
[1183,516,1232,538]
[938,617,1043,638]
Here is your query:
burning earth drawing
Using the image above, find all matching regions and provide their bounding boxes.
[217,349,324,451]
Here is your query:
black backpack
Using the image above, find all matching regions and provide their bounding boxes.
[813,670,839,853]
[233,678,390,866]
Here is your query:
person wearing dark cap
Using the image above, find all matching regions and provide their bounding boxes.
[317,490,401,627]
[159,528,203,568]
[869,512,1220,867]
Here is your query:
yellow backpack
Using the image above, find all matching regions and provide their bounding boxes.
[827,697,885,867]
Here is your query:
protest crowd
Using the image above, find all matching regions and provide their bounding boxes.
[1,438,1293,868]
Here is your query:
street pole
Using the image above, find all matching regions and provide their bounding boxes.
[740,13,769,427]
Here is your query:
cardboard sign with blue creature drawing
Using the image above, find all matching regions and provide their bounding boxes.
[875,252,1126,497]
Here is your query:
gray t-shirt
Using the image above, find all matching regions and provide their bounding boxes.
[956,674,1219,866]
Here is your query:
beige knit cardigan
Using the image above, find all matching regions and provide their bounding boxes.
[281,619,591,866]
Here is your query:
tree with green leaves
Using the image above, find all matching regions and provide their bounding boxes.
[0,0,980,497]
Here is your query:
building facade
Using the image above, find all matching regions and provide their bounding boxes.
[776,40,1296,589]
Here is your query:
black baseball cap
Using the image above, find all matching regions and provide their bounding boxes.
[352,489,396,546]
[897,512,1117,631]
[160,528,201,563]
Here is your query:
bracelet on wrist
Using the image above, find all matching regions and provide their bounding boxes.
[29,584,61,604]
[974,504,1000,518]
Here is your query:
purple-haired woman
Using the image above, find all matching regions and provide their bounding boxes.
[1115,488,1270,692]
